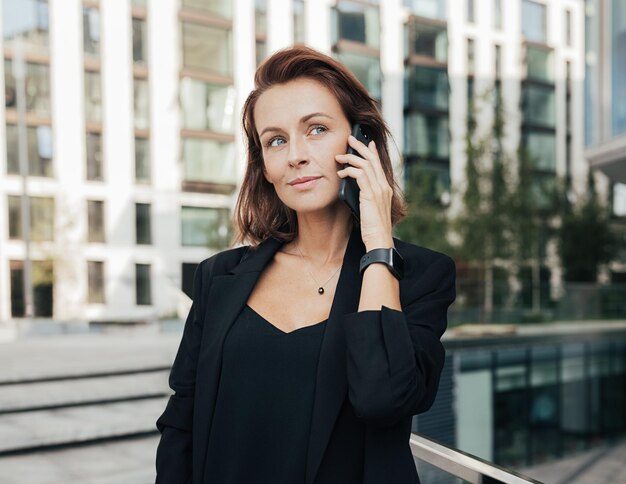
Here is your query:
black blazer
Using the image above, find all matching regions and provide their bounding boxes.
[156,227,456,484]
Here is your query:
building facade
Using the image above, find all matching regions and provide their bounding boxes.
[0,0,589,322]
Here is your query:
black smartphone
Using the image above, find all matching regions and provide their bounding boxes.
[338,123,372,222]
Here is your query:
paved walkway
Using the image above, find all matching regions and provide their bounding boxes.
[1,324,625,483]
[522,440,626,484]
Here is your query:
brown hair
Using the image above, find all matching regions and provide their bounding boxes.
[233,45,407,247]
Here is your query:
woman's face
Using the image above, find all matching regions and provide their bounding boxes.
[254,78,352,216]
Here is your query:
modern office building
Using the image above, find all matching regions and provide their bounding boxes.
[415,323,626,471]
[584,0,626,280]
[0,0,590,322]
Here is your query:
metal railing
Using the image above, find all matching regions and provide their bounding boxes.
[410,433,542,484]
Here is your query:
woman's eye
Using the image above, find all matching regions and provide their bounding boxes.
[268,137,285,147]
[311,125,327,135]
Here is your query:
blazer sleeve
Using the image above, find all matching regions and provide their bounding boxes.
[342,253,456,428]
[155,259,210,484]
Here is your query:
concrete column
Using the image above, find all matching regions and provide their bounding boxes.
[49,0,85,320]
[380,0,405,182]
[149,0,182,316]
[267,0,294,54]
[305,0,333,53]
[100,0,135,317]
[233,0,256,184]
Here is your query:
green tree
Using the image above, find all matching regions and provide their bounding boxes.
[453,87,513,322]
[395,163,453,255]
[559,172,619,282]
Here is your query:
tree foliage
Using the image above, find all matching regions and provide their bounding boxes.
[558,173,619,282]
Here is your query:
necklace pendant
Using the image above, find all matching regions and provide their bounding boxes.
[318,287,324,295]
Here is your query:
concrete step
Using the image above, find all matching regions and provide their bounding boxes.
[0,397,168,455]
[0,334,179,384]
[0,370,171,413]
[0,434,160,484]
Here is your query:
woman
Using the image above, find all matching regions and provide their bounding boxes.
[156,46,456,484]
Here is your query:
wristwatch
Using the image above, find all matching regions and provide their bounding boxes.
[359,247,405,280]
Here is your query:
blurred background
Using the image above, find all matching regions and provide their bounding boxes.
[0,0,625,483]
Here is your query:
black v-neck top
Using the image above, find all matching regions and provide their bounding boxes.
[204,304,328,484]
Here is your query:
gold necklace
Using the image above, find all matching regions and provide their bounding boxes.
[294,242,342,295]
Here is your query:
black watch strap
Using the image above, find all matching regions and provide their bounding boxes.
[359,247,405,280]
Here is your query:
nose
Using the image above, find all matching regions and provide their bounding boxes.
[287,136,309,167]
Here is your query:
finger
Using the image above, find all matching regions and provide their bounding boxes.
[336,153,379,191]
[337,166,375,198]
[367,141,388,185]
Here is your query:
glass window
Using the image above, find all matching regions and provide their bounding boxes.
[135,203,152,245]
[524,131,556,171]
[405,113,450,159]
[494,0,502,29]
[494,348,529,467]
[132,18,147,64]
[134,79,150,130]
[30,196,54,241]
[86,132,103,181]
[406,65,449,111]
[333,1,380,49]
[523,84,556,127]
[560,343,588,453]
[87,200,105,243]
[182,138,236,185]
[135,137,150,183]
[10,260,25,317]
[255,0,267,36]
[403,0,446,20]
[522,0,547,43]
[180,78,236,133]
[2,0,49,51]
[467,38,475,75]
[87,260,105,303]
[182,22,232,75]
[182,0,231,18]
[132,0,147,6]
[294,0,305,44]
[83,7,100,56]
[495,44,502,79]
[404,161,451,205]
[530,346,560,464]
[6,124,53,176]
[612,0,626,136]
[336,51,381,100]
[181,206,230,248]
[4,60,51,115]
[32,259,53,317]
[467,0,475,23]
[526,45,554,82]
[84,71,102,123]
[136,264,152,305]
[410,22,447,63]
[8,196,22,239]
[256,39,267,67]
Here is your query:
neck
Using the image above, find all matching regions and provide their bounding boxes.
[287,206,353,266]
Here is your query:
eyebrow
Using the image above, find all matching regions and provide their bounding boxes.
[259,112,334,138]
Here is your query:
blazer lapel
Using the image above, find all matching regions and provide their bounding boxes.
[193,236,283,483]
[305,226,364,484]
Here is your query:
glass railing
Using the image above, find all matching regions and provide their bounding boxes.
[410,433,542,483]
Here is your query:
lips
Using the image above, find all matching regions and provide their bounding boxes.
[289,176,322,186]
